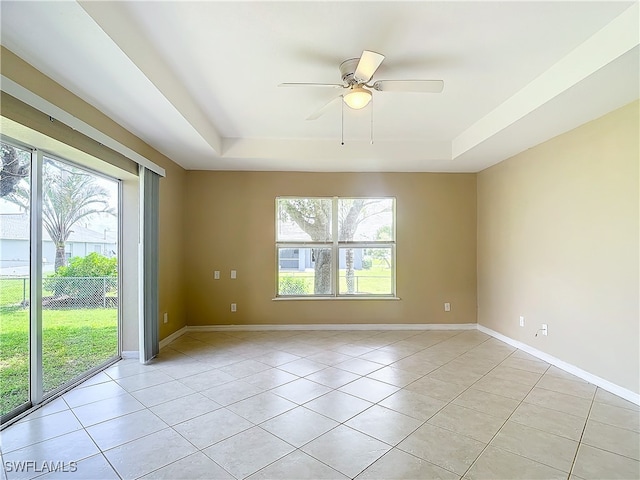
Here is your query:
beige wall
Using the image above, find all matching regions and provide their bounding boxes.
[1,47,188,342]
[157,162,187,340]
[185,172,477,326]
[477,101,639,394]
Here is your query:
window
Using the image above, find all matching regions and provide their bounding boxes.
[276,197,395,297]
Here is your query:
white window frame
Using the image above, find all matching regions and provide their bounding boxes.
[275,196,396,298]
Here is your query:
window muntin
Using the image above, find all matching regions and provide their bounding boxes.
[276,197,395,297]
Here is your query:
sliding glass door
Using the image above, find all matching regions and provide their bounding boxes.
[0,141,121,422]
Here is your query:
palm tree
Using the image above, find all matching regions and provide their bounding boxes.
[5,152,114,271]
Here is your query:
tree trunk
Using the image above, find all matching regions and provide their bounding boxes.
[345,248,355,293]
[54,243,66,272]
[313,248,332,294]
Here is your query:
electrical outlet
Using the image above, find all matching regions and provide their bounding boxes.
[214,270,220,280]
[444,302,451,312]
[231,303,237,312]
[519,316,525,327]
[231,270,237,279]
[163,312,168,324]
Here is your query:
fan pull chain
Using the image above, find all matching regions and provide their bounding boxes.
[370,96,374,144]
[341,97,345,146]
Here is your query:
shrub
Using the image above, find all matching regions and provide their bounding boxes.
[56,252,117,278]
[45,253,117,300]
[279,276,308,295]
[361,257,373,270]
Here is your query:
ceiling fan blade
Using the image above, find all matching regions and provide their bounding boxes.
[354,50,385,83]
[372,80,444,93]
[306,93,343,120]
[279,82,345,88]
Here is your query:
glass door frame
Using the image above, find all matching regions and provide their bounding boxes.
[0,137,123,426]
[30,147,44,406]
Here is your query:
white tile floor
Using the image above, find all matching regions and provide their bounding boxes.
[1,329,639,480]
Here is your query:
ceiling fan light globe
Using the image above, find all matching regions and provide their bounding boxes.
[343,87,372,109]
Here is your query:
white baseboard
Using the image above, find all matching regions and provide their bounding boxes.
[160,326,188,349]
[185,323,477,332]
[478,325,640,406]
[121,350,139,360]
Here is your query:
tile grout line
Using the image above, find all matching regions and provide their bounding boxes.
[567,388,597,479]
[455,349,605,477]
[458,354,553,478]
[368,332,522,478]
[251,423,347,479]
[65,396,114,480]
[36,396,122,480]
[356,332,512,479]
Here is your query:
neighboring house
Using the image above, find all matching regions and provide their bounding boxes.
[279,247,362,271]
[0,213,117,275]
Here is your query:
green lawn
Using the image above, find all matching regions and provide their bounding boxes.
[279,266,393,295]
[1,277,30,306]
[0,305,117,416]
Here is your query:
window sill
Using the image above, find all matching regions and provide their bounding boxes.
[272,296,401,301]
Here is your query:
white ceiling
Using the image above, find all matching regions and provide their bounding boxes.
[1,1,638,172]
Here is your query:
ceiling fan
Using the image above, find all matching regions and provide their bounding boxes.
[280,50,444,120]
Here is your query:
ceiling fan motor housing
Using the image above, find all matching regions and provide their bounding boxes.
[340,58,361,85]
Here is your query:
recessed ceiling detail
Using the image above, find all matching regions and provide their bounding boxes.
[1,1,638,172]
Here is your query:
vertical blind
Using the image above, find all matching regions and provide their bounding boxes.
[141,167,160,362]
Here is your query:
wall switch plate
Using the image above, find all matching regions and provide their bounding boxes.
[214,270,220,280]
[519,316,525,327]
[231,270,237,279]
[542,324,548,336]
[163,312,168,324]
[444,302,451,312]
[231,303,237,312]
